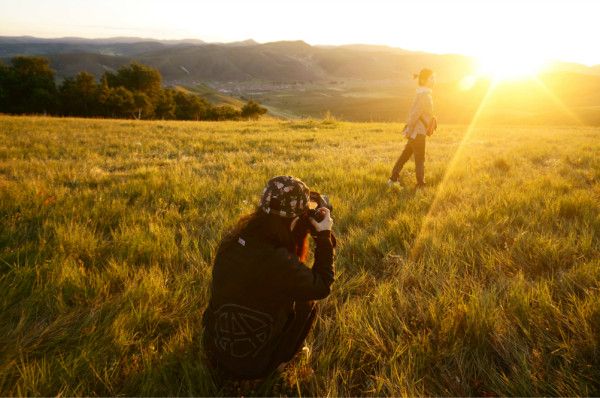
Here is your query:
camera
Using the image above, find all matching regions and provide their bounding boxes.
[307,191,333,222]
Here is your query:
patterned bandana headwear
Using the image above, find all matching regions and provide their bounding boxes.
[259,176,310,218]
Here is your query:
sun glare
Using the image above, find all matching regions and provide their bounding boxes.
[476,52,548,81]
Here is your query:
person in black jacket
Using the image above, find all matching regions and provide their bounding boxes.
[202,175,336,380]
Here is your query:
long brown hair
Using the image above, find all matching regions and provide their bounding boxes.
[414,68,433,86]
[222,208,310,262]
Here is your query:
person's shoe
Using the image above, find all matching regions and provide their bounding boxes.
[415,182,426,189]
[387,179,400,188]
[301,345,311,360]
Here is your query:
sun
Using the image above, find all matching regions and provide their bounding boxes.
[475,51,548,81]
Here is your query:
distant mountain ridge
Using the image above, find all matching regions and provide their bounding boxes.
[1,36,598,85]
[3,36,600,124]
[0,36,477,84]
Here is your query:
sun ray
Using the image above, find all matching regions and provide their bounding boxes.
[532,77,585,126]
[405,71,583,263]
[408,80,498,262]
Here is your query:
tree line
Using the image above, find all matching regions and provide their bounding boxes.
[0,56,267,121]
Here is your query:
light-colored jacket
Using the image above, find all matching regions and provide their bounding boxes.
[404,87,433,139]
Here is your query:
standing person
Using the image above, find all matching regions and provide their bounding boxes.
[202,176,336,380]
[388,68,437,188]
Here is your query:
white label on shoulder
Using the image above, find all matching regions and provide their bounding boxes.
[238,237,246,246]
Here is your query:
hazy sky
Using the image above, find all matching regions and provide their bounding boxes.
[1,0,599,65]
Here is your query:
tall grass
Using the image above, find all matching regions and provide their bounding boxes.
[0,116,598,396]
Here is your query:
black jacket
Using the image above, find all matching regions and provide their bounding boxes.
[202,229,335,378]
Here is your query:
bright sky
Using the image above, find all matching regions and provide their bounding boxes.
[1,0,599,66]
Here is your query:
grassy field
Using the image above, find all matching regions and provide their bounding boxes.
[235,73,600,125]
[0,115,599,396]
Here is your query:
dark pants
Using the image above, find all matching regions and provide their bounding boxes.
[267,301,317,370]
[390,134,426,184]
[204,301,317,380]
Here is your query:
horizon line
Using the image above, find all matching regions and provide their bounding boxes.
[0,33,598,68]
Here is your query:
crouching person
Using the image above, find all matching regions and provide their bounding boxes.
[202,176,336,380]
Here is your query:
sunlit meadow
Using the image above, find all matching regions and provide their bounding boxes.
[0,116,598,396]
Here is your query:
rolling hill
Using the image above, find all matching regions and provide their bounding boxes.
[0,36,478,83]
[1,36,600,124]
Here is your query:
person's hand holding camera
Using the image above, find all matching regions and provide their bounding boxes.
[310,207,333,232]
